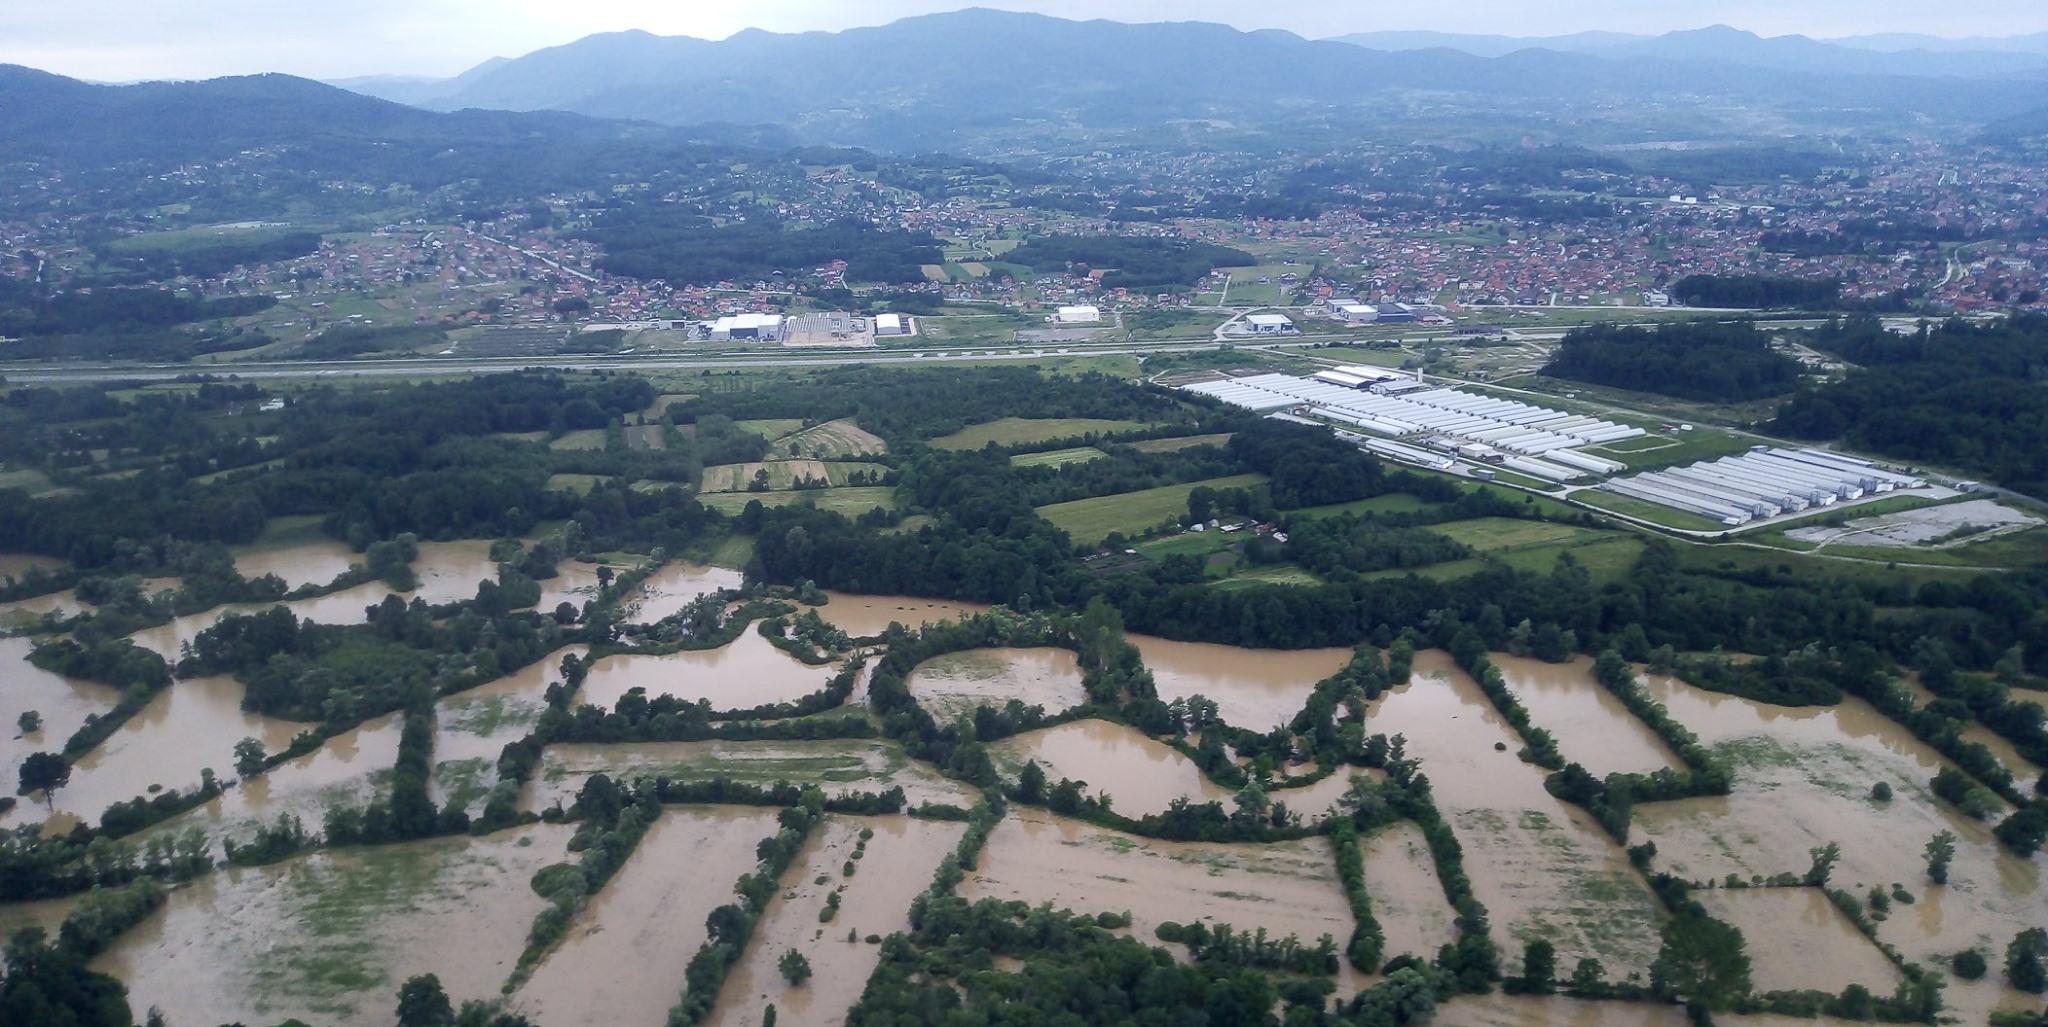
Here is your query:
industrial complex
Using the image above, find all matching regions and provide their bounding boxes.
[1179,368,1934,531]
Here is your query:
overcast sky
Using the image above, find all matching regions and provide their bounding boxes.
[7,0,2048,81]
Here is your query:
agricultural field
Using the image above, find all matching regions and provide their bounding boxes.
[931,416,1157,450]
[1124,432,1233,454]
[547,429,608,451]
[700,460,889,492]
[694,486,898,516]
[772,419,887,458]
[1034,473,1266,545]
[1008,446,1105,469]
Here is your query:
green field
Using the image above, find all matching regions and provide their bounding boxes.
[1427,518,1605,550]
[1134,530,1238,561]
[1010,447,1107,469]
[1036,474,1267,546]
[696,487,898,517]
[547,430,608,451]
[546,474,611,495]
[0,468,63,497]
[1211,565,1324,590]
[1288,493,1436,520]
[1588,430,1757,471]
[1126,433,1234,454]
[733,419,806,441]
[932,417,1156,451]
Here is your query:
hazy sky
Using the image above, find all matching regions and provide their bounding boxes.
[6,0,2048,81]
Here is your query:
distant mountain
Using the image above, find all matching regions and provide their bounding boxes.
[1334,24,2048,78]
[329,10,2047,153]
[329,56,510,107]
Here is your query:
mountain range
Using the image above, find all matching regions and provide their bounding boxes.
[318,10,2046,152]
[1332,24,2048,77]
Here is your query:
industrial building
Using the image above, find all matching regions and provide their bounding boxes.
[706,313,784,341]
[1600,448,1924,527]
[1245,313,1297,335]
[1055,305,1102,325]
[1334,303,1380,324]
[873,313,910,337]
[1179,372,1643,476]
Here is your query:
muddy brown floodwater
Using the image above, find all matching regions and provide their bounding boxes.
[1488,654,1682,778]
[1359,820,1459,961]
[232,536,361,589]
[577,632,838,710]
[19,675,303,829]
[707,814,966,1027]
[0,553,66,581]
[960,806,1366,993]
[0,636,122,823]
[809,593,990,638]
[1366,651,1667,979]
[1130,635,1352,731]
[135,713,405,855]
[907,647,1088,722]
[430,645,591,813]
[988,719,1234,817]
[516,807,785,1026]
[530,739,978,814]
[1696,888,1899,994]
[1628,671,2046,1023]
[624,563,745,623]
[97,822,577,1027]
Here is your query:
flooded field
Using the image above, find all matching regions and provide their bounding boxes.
[0,635,121,807]
[125,581,396,661]
[534,560,613,614]
[1130,635,1352,731]
[1489,654,1682,778]
[1366,652,1666,978]
[624,563,744,623]
[0,588,86,628]
[531,739,978,812]
[97,822,576,1027]
[1897,675,2043,783]
[233,535,361,589]
[516,807,784,1026]
[810,593,989,638]
[988,719,1234,817]
[408,539,500,605]
[431,646,589,812]
[960,807,1361,989]
[1268,766,1382,821]
[0,553,66,581]
[10,676,304,829]
[1359,820,1459,962]
[578,632,838,710]
[143,714,405,851]
[1434,994,1694,1027]
[907,647,1088,721]
[1696,888,1899,994]
[1629,672,2045,1018]
[708,815,966,1027]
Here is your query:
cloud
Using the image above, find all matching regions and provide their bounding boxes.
[4,0,2046,81]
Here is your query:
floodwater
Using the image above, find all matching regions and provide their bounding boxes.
[1359,820,1459,962]
[907,647,1088,722]
[1364,652,1666,978]
[430,645,590,813]
[707,814,966,1027]
[1267,766,1384,822]
[144,713,406,853]
[516,807,784,1027]
[0,588,86,627]
[810,593,989,638]
[534,561,612,614]
[1434,995,1694,1027]
[126,581,396,661]
[959,807,1362,992]
[1130,635,1352,732]
[1628,672,2045,1020]
[0,635,121,805]
[1489,654,1683,778]
[97,822,577,1027]
[1695,888,1900,994]
[578,632,838,711]
[1896,674,2043,784]
[233,537,361,589]
[988,719,1234,817]
[0,553,66,581]
[408,539,500,605]
[0,894,80,940]
[531,739,978,813]
[623,563,744,623]
[10,676,303,829]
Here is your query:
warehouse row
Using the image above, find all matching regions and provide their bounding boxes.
[1602,448,1925,526]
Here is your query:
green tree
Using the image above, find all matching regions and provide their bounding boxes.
[233,737,267,777]
[397,973,455,1026]
[2010,928,2048,994]
[1016,759,1046,804]
[1520,938,1557,993]
[1952,949,1987,980]
[17,752,69,808]
[16,710,39,735]
[1653,912,1751,1013]
[1805,842,1841,886]
[778,948,812,986]
[0,928,131,1027]
[1924,830,1957,885]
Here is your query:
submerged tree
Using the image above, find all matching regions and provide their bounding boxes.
[1924,831,1957,885]
[779,949,813,986]
[17,752,69,809]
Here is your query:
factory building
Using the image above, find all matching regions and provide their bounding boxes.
[1601,447,1925,527]
[706,313,784,341]
[873,313,910,337]
[1245,313,1297,335]
[1055,305,1102,325]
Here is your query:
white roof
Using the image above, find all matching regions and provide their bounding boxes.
[874,313,903,328]
[1338,304,1378,314]
[712,313,783,331]
[1246,313,1292,326]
